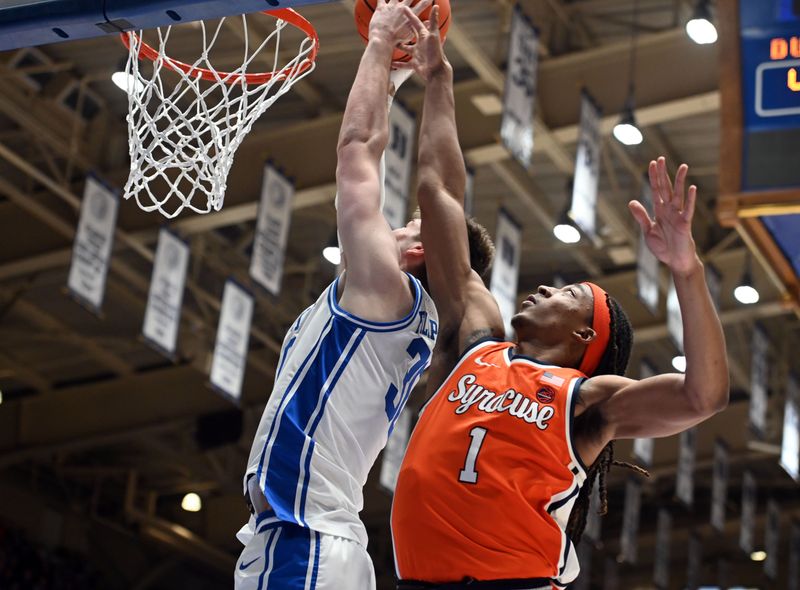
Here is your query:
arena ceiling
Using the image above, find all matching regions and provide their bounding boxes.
[0,0,798,588]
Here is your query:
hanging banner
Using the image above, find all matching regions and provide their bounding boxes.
[380,407,412,493]
[603,556,619,590]
[653,509,671,590]
[637,234,660,314]
[584,476,603,544]
[687,532,702,590]
[570,92,602,240]
[464,166,476,217]
[67,175,119,313]
[619,477,642,564]
[789,521,800,590]
[750,324,769,437]
[640,174,655,216]
[500,6,538,169]
[382,102,416,229]
[633,360,656,467]
[781,373,800,482]
[250,165,294,296]
[676,427,696,507]
[209,280,254,403]
[573,542,592,590]
[764,498,780,579]
[711,439,729,531]
[489,210,522,337]
[739,470,757,554]
[706,263,722,311]
[142,228,190,357]
[666,278,684,352]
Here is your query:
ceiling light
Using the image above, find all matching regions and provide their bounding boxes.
[672,355,687,372]
[553,222,581,244]
[686,0,718,45]
[181,492,202,512]
[613,106,643,146]
[112,61,144,94]
[750,550,767,562]
[323,246,341,266]
[734,260,759,304]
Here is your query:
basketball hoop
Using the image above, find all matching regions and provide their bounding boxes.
[119,9,319,218]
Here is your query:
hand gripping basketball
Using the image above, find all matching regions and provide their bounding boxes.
[392,5,450,81]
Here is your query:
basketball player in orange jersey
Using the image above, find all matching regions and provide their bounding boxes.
[390,9,730,589]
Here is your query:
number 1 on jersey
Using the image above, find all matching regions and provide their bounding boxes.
[458,427,488,484]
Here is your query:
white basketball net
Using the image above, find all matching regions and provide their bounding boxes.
[122,14,317,218]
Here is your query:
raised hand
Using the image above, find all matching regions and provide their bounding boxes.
[393,5,450,81]
[628,156,699,275]
[369,0,432,47]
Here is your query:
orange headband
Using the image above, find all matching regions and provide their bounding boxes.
[578,282,611,376]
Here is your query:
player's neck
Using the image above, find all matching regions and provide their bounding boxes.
[513,338,582,370]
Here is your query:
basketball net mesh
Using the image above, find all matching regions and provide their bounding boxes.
[122,15,317,218]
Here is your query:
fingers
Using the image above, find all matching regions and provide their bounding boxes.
[402,5,427,36]
[628,201,653,234]
[411,0,433,16]
[656,157,673,205]
[683,185,697,222]
[428,4,439,32]
[673,163,688,210]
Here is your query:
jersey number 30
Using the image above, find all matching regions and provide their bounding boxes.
[458,427,488,484]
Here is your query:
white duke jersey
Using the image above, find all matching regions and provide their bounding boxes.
[244,273,438,546]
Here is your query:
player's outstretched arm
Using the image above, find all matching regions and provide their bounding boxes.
[581,158,729,451]
[336,0,430,321]
[403,8,503,347]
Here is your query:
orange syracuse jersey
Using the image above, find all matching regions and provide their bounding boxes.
[391,339,588,588]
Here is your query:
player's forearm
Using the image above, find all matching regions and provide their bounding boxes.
[673,256,730,414]
[417,65,466,203]
[337,35,394,155]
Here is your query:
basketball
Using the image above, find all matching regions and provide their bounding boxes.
[354,0,451,63]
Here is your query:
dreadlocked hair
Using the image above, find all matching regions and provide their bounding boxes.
[566,293,650,545]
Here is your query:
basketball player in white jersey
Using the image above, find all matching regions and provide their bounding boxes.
[234,2,494,589]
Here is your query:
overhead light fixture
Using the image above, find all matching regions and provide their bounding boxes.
[553,209,581,244]
[181,492,202,512]
[672,355,687,373]
[749,550,767,562]
[734,257,760,305]
[322,233,342,266]
[613,104,644,146]
[614,0,644,146]
[112,59,144,94]
[686,0,718,45]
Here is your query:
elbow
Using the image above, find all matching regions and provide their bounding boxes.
[687,381,730,418]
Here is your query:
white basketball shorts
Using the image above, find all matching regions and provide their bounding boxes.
[235,509,376,590]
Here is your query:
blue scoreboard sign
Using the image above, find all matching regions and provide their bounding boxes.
[740,0,800,190]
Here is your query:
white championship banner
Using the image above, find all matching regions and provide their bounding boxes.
[383,102,416,229]
[210,280,254,402]
[636,233,659,314]
[764,498,780,579]
[464,166,476,217]
[250,164,295,296]
[750,324,769,437]
[706,263,722,310]
[653,509,671,590]
[739,469,757,554]
[501,6,538,169]
[67,175,119,313]
[676,427,696,507]
[781,374,800,481]
[620,477,642,564]
[379,407,412,493]
[142,228,190,357]
[489,210,522,337]
[632,360,656,467]
[666,278,684,352]
[570,92,602,240]
[711,438,729,531]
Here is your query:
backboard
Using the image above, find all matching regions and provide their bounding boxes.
[0,0,334,51]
